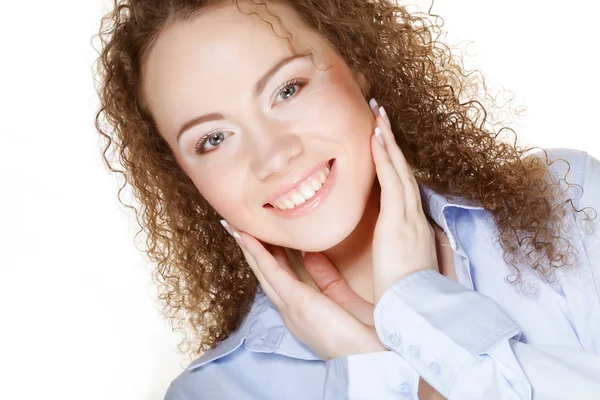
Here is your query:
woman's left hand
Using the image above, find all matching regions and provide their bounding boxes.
[369,99,439,304]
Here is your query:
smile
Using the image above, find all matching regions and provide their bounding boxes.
[270,163,330,209]
[264,159,336,218]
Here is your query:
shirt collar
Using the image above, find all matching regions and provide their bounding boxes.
[188,287,321,370]
[419,184,485,289]
[419,184,484,249]
[188,185,484,370]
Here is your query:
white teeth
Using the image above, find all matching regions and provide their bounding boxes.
[283,199,295,209]
[270,162,333,211]
[272,198,295,210]
[275,199,288,210]
[291,193,306,206]
[299,183,316,199]
[310,179,322,191]
[318,172,326,184]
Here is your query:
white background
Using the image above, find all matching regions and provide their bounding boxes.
[0,1,598,399]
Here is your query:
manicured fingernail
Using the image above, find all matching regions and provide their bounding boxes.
[379,106,391,128]
[375,127,385,146]
[369,98,379,110]
[220,219,233,236]
[232,231,244,247]
[220,220,245,247]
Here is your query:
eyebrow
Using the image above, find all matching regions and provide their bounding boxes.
[176,53,310,142]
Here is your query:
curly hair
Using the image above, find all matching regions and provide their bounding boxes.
[94,0,589,356]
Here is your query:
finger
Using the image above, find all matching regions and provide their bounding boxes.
[376,114,421,212]
[267,244,300,280]
[375,109,411,178]
[369,98,391,129]
[373,106,422,213]
[238,237,285,308]
[220,220,285,307]
[303,252,376,326]
[371,131,405,220]
[236,230,301,307]
[303,252,365,305]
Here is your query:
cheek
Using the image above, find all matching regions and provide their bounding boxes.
[185,164,247,219]
[289,79,372,138]
[318,83,374,149]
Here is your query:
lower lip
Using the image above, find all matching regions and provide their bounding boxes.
[265,159,337,219]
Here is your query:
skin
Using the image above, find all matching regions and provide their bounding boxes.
[143,2,381,302]
[143,0,458,306]
[227,108,448,399]
[144,3,456,397]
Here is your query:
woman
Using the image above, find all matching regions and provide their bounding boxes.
[94,0,600,398]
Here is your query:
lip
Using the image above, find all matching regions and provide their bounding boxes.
[264,159,332,206]
[264,159,336,219]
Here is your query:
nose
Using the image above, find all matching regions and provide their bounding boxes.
[249,120,303,181]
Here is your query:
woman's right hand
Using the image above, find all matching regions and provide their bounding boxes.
[220,220,386,362]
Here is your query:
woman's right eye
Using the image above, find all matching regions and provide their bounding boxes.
[194,130,234,154]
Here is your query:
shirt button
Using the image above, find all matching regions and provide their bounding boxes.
[407,344,420,358]
[388,332,401,347]
[397,382,412,397]
[429,361,441,375]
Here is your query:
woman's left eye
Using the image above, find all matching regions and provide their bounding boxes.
[274,78,308,104]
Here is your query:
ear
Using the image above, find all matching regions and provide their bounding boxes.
[355,72,371,97]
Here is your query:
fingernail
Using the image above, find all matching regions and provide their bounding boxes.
[375,127,385,146]
[220,220,246,247]
[219,219,233,236]
[232,231,245,247]
[379,106,391,128]
[369,98,379,110]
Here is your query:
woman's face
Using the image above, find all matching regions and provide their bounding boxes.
[143,3,377,251]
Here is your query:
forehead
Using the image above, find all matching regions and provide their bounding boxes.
[150,3,303,64]
[142,3,325,130]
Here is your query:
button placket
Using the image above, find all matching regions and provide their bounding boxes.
[397,382,412,398]
[429,361,441,375]
[388,332,401,347]
[407,344,420,358]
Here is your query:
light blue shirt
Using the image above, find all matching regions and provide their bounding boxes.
[164,148,600,399]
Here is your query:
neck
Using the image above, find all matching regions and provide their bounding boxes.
[318,181,382,304]
[292,180,456,305]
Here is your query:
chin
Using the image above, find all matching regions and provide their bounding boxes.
[294,188,372,252]
[258,155,376,252]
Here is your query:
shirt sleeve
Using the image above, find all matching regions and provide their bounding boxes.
[323,351,420,399]
[324,149,600,399]
[373,270,600,399]
[164,383,189,400]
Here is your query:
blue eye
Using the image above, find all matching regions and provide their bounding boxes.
[194,130,233,154]
[274,78,308,104]
[279,85,297,100]
[193,78,308,156]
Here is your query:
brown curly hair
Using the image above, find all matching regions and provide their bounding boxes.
[94,0,589,356]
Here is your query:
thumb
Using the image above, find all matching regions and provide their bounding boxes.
[303,252,362,305]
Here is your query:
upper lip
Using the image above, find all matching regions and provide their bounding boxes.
[264,160,331,206]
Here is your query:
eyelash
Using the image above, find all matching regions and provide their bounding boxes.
[272,77,308,105]
[194,77,309,155]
